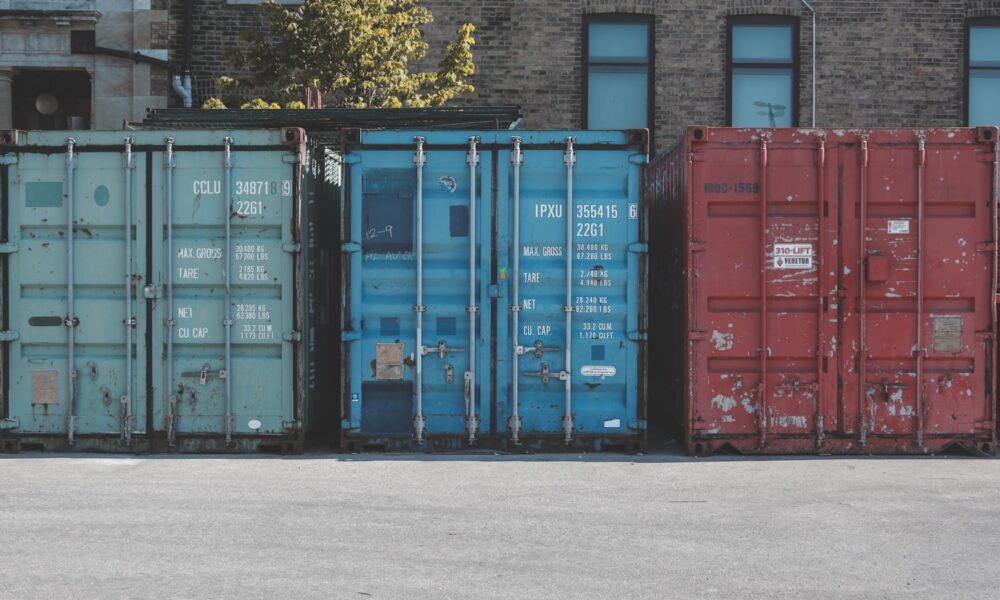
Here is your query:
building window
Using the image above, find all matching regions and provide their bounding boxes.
[727,17,799,127]
[968,21,1000,126]
[584,15,653,134]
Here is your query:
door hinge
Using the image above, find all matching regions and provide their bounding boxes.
[0,154,17,165]
[283,330,302,342]
[282,241,301,253]
[628,242,649,254]
[0,330,20,342]
[282,155,301,164]
[342,242,361,254]
[0,242,18,254]
[342,154,361,165]
[629,153,648,165]
[142,285,160,299]
[627,330,647,341]
[282,419,302,431]
[342,330,361,342]
[0,417,19,430]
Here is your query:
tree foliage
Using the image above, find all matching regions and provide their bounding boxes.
[223,0,476,108]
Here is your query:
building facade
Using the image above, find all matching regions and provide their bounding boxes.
[3,0,997,139]
[0,0,170,130]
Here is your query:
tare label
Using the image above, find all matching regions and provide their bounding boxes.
[772,244,814,269]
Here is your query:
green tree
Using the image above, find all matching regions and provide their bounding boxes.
[223,0,476,108]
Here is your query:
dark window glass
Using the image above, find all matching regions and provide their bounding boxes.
[585,17,652,131]
[969,25,1000,126]
[729,19,797,127]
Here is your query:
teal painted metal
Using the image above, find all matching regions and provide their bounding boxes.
[340,129,648,451]
[0,129,310,452]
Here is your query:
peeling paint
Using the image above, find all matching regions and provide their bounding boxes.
[711,394,736,412]
[774,415,808,428]
[711,330,734,351]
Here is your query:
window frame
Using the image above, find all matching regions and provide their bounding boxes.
[582,13,655,145]
[965,17,1000,126]
[726,15,800,128]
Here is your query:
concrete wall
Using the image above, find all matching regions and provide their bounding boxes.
[0,0,169,129]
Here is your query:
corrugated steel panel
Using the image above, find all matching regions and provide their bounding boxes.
[0,128,316,453]
[341,130,648,451]
[650,126,998,455]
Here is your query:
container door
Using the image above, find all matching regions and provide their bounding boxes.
[343,138,490,446]
[150,137,296,444]
[840,132,995,447]
[497,137,643,446]
[6,139,148,442]
[686,132,834,451]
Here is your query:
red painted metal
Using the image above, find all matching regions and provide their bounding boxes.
[651,126,999,455]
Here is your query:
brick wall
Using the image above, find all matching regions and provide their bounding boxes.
[168,0,1000,150]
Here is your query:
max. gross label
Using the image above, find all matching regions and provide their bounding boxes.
[773,243,814,269]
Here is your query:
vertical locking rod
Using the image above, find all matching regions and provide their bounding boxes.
[758,135,769,449]
[413,137,427,444]
[122,137,135,444]
[466,136,479,444]
[858,134,870,446]
[66,138,78,445]
[223,137,234,446]
[815,133,826,449]
[165,137,177,446]
[562,137,576,444]
[509,137,523,445]
[915,132,926,447]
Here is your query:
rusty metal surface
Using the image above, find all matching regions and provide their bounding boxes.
[651,126,999,455]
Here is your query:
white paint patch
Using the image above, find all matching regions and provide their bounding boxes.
[775,415,808,428]
[711,330,734,351]
[711,394,737,412]
[603,419,621,428]
[843,265,851,275]
[248,419,262,430]
[958,238,967,247]
[742,397,758,414]
[899,406,915,416]
[722,415,735,423]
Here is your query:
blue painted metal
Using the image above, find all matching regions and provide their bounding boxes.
[0,129,310,452]
[340,130,648,451]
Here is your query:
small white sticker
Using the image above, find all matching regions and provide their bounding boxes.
[603,419,621,428]
[773,243,813,269]
[248,419,262,430]
[581,365,617,377]
[888,220,910,234]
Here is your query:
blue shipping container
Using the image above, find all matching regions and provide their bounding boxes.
[340,130,648,451]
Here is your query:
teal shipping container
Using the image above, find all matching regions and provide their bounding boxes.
[340,129,648,451]
[0,128,320,453]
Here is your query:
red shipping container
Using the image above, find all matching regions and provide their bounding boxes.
[649,127,999,455]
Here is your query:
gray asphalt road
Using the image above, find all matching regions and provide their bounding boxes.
[1,452,997,599]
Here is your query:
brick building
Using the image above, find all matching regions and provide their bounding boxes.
[166,0,1000,149]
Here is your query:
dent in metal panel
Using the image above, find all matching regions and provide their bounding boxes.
[375,343,404,380]
[932,316,962,354]
[32,371,59,405]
